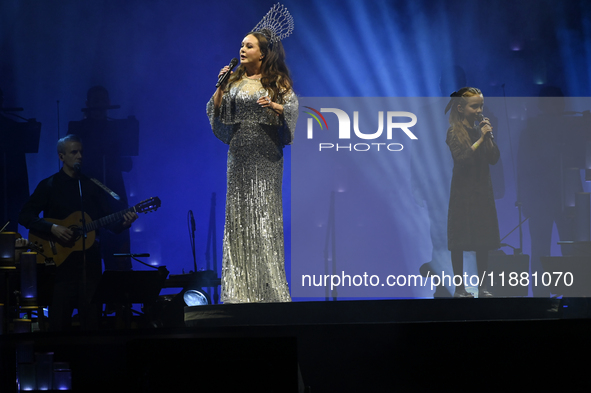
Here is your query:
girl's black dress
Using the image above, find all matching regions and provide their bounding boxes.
[446,124,500,251]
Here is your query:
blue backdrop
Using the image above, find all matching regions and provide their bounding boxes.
[1,0,590,300]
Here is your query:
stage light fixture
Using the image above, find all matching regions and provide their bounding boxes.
[183,289,210,306]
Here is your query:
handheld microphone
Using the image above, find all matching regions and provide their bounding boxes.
[476,114,494,140]
[216,58,239,88]
[74,163,82,173]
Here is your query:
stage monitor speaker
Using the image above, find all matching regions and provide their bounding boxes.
[92,270,166,306]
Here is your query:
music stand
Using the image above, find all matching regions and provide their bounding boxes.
[92,270,167,328]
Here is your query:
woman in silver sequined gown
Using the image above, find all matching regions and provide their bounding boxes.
[207,31,298,303]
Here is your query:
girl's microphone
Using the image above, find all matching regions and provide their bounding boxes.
[476,114,494,139]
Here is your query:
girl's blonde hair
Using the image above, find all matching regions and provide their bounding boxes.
[445,87,482,147]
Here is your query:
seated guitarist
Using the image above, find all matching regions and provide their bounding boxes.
[18,134,138,331]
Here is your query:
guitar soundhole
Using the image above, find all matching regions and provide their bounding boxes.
[69,226,83,243]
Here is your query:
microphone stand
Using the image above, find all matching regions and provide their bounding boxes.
[501,84,524,255]
[205,193,218,303]
[77,172,89,327]
[324,191,337,301]
[57,101,60,172]
[188,210,197,273]
[2,152,5,228]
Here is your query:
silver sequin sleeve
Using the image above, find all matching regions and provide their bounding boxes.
[206,82,298,146]
[278,89,298,146]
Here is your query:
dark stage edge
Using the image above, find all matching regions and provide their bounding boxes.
[1,298,590,393]
[184,297,581,326]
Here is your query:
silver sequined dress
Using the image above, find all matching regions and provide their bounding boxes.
[207,77,298,303]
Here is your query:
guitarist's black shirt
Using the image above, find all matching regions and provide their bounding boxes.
[19,168,117,235]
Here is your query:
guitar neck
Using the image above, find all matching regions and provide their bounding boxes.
[85,206,135,232]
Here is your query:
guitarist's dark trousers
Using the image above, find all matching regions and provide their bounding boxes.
[50,245,102,331]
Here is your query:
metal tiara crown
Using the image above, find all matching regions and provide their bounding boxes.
[251,3,294,45]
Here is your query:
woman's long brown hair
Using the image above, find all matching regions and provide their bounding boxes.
[226,30,293,104]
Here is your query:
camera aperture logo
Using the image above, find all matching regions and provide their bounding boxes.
[303,106,329,130]
[303,106,418,152]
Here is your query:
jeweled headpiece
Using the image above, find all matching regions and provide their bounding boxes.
[251,3,294,46]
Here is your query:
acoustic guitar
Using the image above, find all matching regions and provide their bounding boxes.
[27,196,161,266]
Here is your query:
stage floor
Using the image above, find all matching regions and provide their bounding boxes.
[1,298,590,392]
[184,297,578,327]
